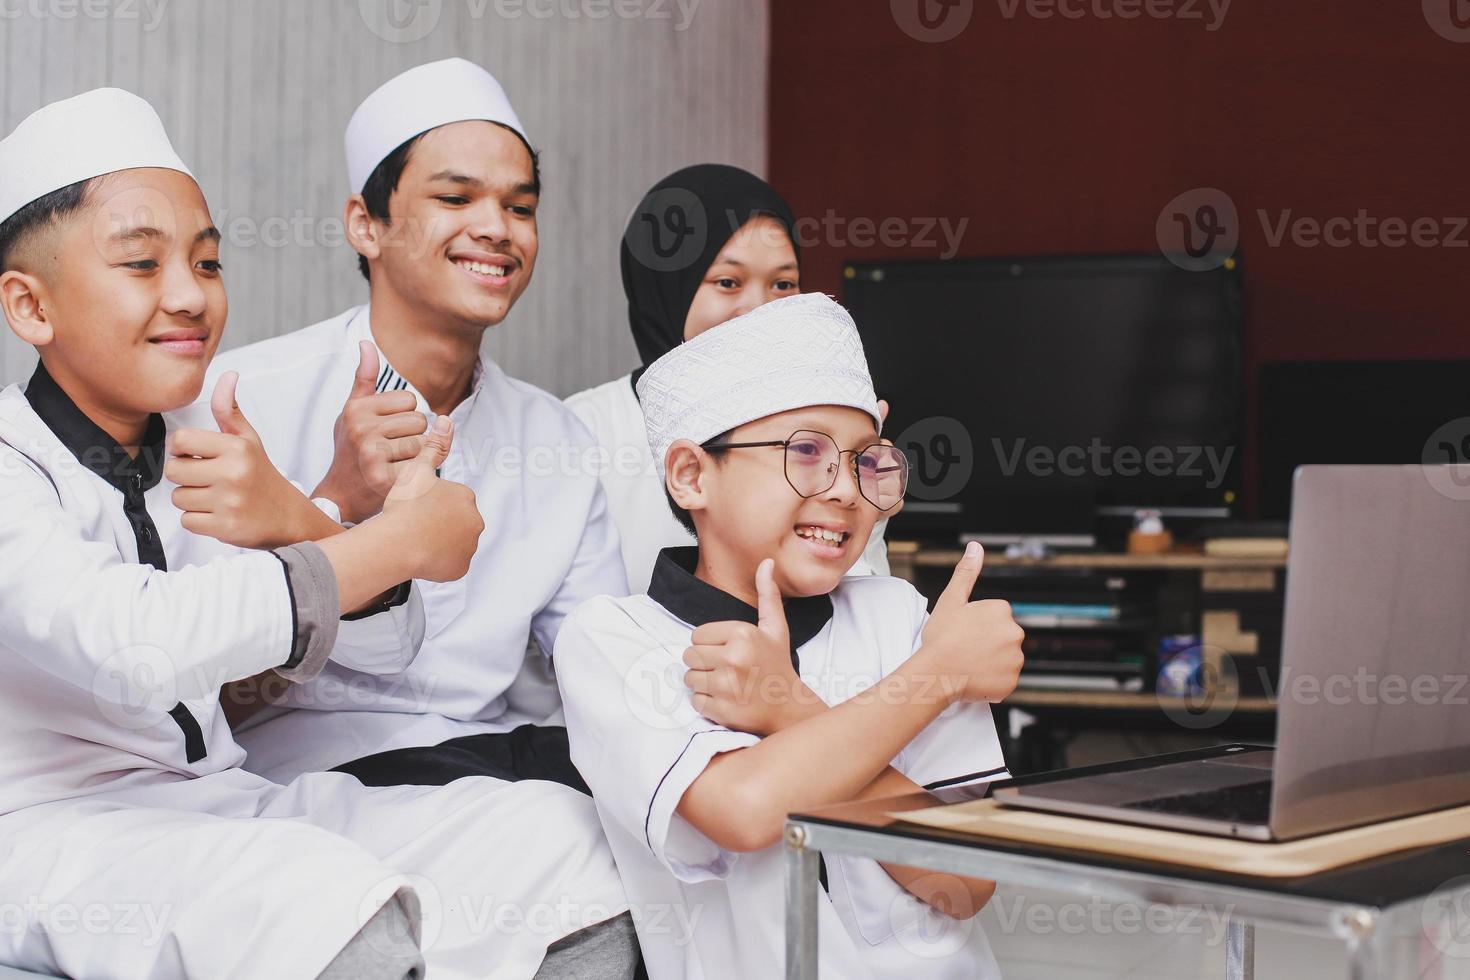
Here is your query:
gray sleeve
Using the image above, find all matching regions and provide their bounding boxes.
[270,541,341,683]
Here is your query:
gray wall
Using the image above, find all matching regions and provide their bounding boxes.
[0,0,768,396]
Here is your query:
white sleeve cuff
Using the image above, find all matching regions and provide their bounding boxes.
[331,584,426,675]
[644,727,759,882]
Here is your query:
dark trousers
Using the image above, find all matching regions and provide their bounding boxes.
[331,724,646,978]
[332,724,591,795]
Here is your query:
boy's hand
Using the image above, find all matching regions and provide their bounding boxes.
[683,558,823,736]
[919,543,1025,704]
[312,341,430,525]
[168,373,335,550]
[380,416,484,583]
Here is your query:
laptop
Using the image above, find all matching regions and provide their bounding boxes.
[992,465,1470,841]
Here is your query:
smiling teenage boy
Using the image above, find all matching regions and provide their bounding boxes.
[556,292,1025,979]
[0,87,631,980]
[182,58,629,796]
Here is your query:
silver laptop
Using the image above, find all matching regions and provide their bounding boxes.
[993,465,1470,841]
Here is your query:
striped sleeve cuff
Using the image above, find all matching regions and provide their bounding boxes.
[270,541,341,683]
[922,766,1011,792]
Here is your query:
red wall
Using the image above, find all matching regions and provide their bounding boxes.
[769,0,1470,511]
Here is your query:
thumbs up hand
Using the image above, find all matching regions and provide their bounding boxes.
[312,341,431,525]
[168,372,334,550]
[380,416,484,583]
[919,542,1026,704]
[682,558,823,736]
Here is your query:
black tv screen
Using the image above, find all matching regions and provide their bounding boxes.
[845,253,1243,544]
[1258,360,1470,521]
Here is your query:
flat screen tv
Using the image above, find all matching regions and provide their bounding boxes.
[1258,360,1470,521]
[845,253,1244,545]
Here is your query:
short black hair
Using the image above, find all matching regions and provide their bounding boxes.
[355,123,542,282]
[0,178,96,272]
[664,430,732,537]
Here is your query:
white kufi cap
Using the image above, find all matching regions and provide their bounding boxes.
[0,87,193,226]
[345,58,528,194]
[637,293,881,480]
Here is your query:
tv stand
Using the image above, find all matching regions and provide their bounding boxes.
[886,541,1285,773]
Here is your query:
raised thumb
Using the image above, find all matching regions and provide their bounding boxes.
[210,372,257,442]
[407,414,453,474]
[934,540,985,616]
[755,558,789,642]
[348,341,379,402]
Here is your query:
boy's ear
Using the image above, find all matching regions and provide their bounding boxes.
[0,270,55,347]
[665,440,711,515]
[343,195,383,266]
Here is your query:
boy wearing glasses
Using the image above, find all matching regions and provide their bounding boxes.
[555,293,1025,979]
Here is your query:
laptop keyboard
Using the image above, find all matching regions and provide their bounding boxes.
[1120,779,1273,824]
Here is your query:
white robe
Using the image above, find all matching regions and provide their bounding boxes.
[565,372,891,592]
[171,305,630,783]
[0,383,628,979]
[555,559,1008,980]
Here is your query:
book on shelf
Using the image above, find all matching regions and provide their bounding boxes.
[1203,537,1288,559]
[1011,602,1122,621]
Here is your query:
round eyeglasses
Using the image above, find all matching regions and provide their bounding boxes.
[702,429,910,511]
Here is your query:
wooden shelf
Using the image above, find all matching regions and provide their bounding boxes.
[1006,689,1277,713]
[888,541,1286,572]
[886,542,1284,746]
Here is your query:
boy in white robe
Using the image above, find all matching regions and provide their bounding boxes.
[556,292,1026,979]
[0,88,631,980]
[178,58,628,796]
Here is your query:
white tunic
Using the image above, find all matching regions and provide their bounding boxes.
[179,305,630,782]
[0,382,628,979]
[566,372,891,592]
[555,550,1008,980]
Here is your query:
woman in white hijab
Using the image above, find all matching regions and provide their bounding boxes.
[566,165,889,591]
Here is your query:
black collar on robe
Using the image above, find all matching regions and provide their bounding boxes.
[649,546,834,890]
[23,361,206,763]
[648,547,833,670]
[622,164,801,395]
[24,362,169,570]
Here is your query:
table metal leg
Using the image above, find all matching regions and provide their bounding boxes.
[785,824,821,980]
[1225,918,1255,980]
[1344,935,1374,980]
[1334,908,1379,980]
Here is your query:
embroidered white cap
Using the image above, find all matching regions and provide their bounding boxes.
[637,293,881,480]
[345,57,528,194]
[0,88,194,227]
